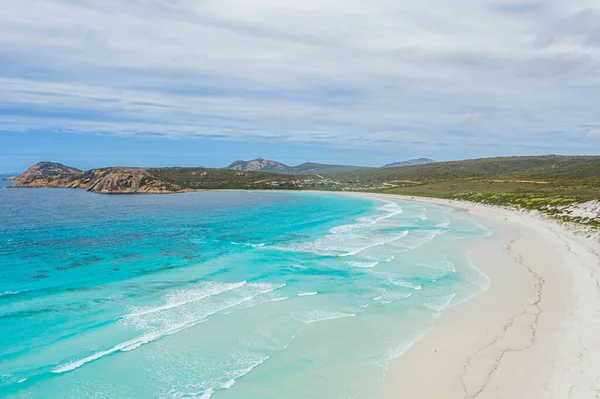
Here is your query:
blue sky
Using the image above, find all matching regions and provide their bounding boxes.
[1,0,600,173]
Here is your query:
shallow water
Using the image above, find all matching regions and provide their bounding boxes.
[0,181,490,398]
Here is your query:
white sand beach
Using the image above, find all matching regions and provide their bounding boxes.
[333,192,600,398]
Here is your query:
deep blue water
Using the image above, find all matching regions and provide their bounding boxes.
[0,180,490,399]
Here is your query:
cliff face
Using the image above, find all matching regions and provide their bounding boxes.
[9,163,190,194]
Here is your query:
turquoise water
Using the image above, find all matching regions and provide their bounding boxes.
[0,180,490,399]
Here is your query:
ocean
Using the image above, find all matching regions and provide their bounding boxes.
[0,179,491,399]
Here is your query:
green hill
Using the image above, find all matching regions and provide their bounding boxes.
[328,155,600,224]
[326,155,600,183]
[290,162,370,174]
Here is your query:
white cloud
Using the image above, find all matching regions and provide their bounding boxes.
[586,128,600,141]
[0,0,599,153]
[461,113,484,124]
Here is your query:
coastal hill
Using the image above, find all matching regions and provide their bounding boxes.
[8,161,82,187]
[8,162,192,194]
[226,158,369,174]
[382,158,436,168]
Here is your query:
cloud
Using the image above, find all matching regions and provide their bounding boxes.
[586,128,600,141]
[0,0,599,154]
[490,0,543,15]
[518,53,598,79]
[461,113,484,124]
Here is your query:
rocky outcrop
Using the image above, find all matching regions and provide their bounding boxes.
[10,162,82,187]
[9,163,190,194]
[81,168,190,194]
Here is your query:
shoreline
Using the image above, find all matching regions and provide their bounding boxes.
[315,191,600,398]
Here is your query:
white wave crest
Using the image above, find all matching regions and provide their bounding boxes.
[268,296,289,302]
[357,200,403,224]
[293,310,355,324]
[347,261,379,268]
[165,354,269,399]
[126,281,247,319]
[424,293,456,312]
[297,291,318,297]
[231,242,265,248]
[388,229,446,251]
[372,272,423,291]
[275,199,411,257]
[53,316,207,373]
[55,283,284,374]
[373,291,413,304]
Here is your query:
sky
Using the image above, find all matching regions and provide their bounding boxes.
[1,0,600,172]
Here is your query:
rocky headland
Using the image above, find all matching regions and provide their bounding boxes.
[8,162,191,194]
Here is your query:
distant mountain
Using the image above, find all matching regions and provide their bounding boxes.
[382,158,436,168]
[226,158,369,174]
[227,158,291,173]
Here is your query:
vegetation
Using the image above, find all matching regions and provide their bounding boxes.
[347,156,600,226]
[382,158,436,168]
[325,155,600,184]
[149,167,309,190]
[288,162,370,174]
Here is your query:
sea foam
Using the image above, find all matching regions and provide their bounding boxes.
[293,310,356,324]
[125,281,247,319]
[275,199,413,257]
[54,282,285,374]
